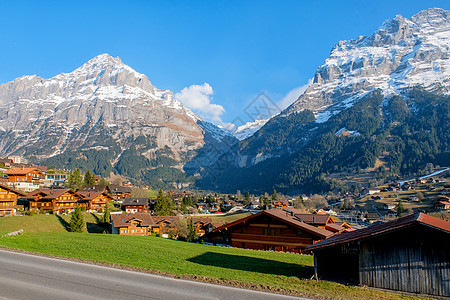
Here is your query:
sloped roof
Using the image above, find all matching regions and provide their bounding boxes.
[307,213,450,251]
[5,167,44,175]
[24,189,79,200]
[122,197,149,206]
[108,185,132,193]
[294,213,333,225]
[0,183,26,196]
[212,209,334,239]
[111,213,154,227]
[81,185,108,193]
[78,191,113,201]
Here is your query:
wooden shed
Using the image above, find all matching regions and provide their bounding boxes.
[307,213,450,297]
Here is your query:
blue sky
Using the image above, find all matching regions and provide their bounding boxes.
[0,1,448,126]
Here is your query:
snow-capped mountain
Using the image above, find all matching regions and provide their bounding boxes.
[232,119,269,140]
[286,8,450,121]
[0,54,237,187]
[200,8,450,194]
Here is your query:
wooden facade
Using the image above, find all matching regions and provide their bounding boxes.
[111,213,153,236]
[0,184,25,216]
[5,167,45,183]
[211,209,334,253]
[25,189,82,214]
[308,213,450,297]
[78,191,113,212]
[111,213,180,236]
[122,198,149,213]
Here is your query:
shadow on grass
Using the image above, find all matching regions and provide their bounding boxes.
[86,222,105,234]
[56,215,69,232]
[91,213,102,223]
[188,252,313,278]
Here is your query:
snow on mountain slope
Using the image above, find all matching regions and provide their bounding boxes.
[286,8,450,122]
[233,119,269,140]
[0,54,236,181]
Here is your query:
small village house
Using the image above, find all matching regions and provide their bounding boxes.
[111,213,180,236]
[111,213,154,236]
[0,183,25,216]
[107,185,132,201]
[307,213,450,297]
[121,197,149,213]
[78,191,113,212]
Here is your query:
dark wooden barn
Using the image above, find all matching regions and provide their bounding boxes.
[307,213,450,297]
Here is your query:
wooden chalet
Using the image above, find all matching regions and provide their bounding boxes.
[272,199,289,209]
[78,191,113,212]
[4,167,45,183]
[186,217,224,236]
[81,185,108,193]
[0,183,25,216]
[111,213,153,235]
[307,213,450,297]
[435,200,450,210]
[294,213,335,229]
[107,185,132,201]
[152,216,180,234]
[122,197,149,213]
[24,189,82,214]
[111,213,180,235]
[210,209,335,253]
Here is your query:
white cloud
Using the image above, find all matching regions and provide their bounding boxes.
[175,83,225,123]
[277,79,313,111]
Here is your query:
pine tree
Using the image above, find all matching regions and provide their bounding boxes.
[69,207,85,232]
[271,189,278,202]
[66,169,83,191]
[98,177,109,186]
[244,191,251,206]
[154,189,174,216]
[84,170,96,185]
[187,219,197,242]
[396,201,405,216]
[102,206,111,224]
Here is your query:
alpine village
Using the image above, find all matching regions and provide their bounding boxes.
[0,6,449,300]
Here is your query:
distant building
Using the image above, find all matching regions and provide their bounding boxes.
[111,213,180,235]
[307,213,450,297]
[121,197,149,213]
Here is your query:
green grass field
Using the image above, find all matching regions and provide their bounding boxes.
[0,215,427,299]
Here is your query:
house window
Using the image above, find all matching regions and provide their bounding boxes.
[296,230,303,236]
[241,242,245,248]
[240,227,244,234]
[270,228,276,236]
[280,229,285,234]
[262,228,267,235]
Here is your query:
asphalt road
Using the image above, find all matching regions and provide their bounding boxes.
[0,249,308,300]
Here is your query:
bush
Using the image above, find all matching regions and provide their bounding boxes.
[25,210,36,216]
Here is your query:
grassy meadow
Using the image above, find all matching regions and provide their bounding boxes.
[0,214,428,299]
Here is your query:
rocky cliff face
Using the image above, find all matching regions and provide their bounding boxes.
[228,8,450,168]
[199,8,450,193]
[286,8,450,120]
[0,54,237,188]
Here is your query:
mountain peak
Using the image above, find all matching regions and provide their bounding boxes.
[84,53,124,68]
[411,7,449,28]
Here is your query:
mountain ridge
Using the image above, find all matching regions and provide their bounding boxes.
[0,53,237,189]
[199,8,450,194]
